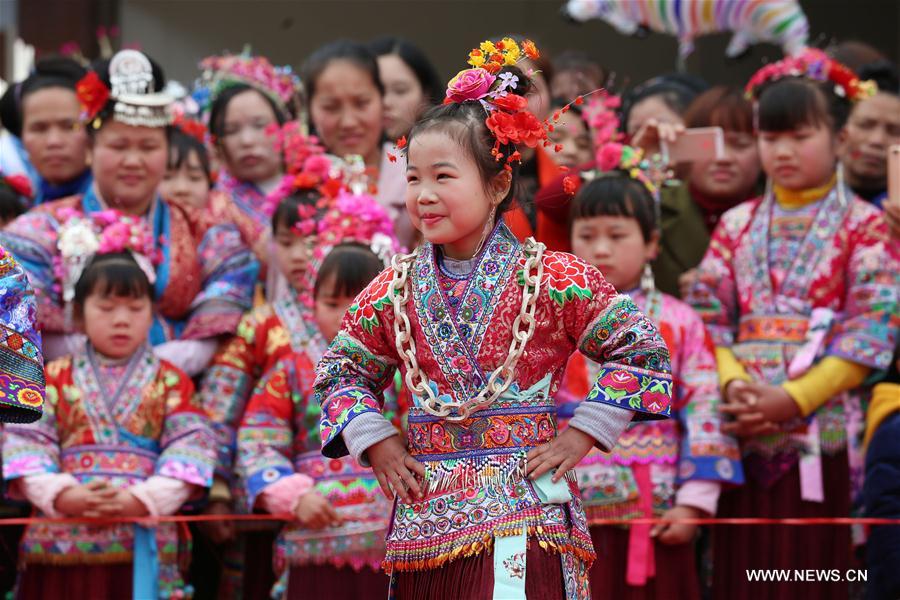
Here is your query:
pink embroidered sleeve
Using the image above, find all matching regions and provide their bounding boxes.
[675,480,721,516]
[256,473,315,514]
[129,476,197,517]
[18,473,80,517]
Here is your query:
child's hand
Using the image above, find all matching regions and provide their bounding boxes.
[294,491,342,530]
[746,383,800,423]
[723,379,756,406]
[677,268,699,299]
[652,505,701,545]
[630,118,685,159]
[526,427,595,483]
[54,480,115,517]
[366,435,426,503]
[86,489,150,518]
[198,501,236,544]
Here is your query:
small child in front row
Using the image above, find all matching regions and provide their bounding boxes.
[557,148,743,600]
[237,242,397,600]
[2,251,216,599]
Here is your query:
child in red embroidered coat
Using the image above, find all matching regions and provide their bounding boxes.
[558,152,743,600]
[238,242,396,599]
[315,39,673,600]
[3,251,215,599]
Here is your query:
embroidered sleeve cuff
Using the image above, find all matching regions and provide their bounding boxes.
[342,411,400,466]
[257,473,315,515]
[129,476,195,517]
[20,473,80,517]
[675,480,721,516]
[569,402,634,451]
[715,347,751,392]
[783,356,870,417]
[585,366,673,420]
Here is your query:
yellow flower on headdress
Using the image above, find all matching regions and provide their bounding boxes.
[480,41,497,55]
[501,38,521,64]
[855,79,878,100]
[467,49,485,68]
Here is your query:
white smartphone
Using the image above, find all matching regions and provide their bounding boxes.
[660,127,725,163]
[888,144,900,206]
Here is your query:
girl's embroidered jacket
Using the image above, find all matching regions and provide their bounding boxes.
[199,294,327,482]
[315,223,672,574]
[0,245,45,423]
[237,351,397,573]
[2,346,215,590]
[688,187,899,486]
[557,289,743,521]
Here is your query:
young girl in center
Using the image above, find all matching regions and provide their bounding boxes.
[2,240,216,599]
[687,49,899,600]
[238,241,397,599]
[558,147,743,600]
[315,39,673,600]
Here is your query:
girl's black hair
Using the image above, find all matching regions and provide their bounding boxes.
[0,57,87,138]
[271,191,323,235]
[301,40,385,105]
[406,65,533,215]
[314,242,384,299]
[368,37,443,105]
[756,77,851,133]
[569,174,657,242]
[621,73,709,131]
[0,185,26,223]
[168,128,212,183]
[208,83,289,141]
[73,252,153,308]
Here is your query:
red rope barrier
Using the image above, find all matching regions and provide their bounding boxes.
[0,514,898,526]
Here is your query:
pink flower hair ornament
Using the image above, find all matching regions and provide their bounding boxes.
[53,209,163,310]
[563,142,670,199]
[198,51,302,117]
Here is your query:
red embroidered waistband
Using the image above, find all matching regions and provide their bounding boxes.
[407,407,556,457]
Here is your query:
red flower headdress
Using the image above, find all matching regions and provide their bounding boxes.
[172,113,209,146]
[0,173,34,201]
[745,47,877,102]
[441,38,594,171]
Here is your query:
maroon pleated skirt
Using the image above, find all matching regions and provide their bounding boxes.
[589,525,700,600]
[393,544,565,600]
[287,563,389,600]
[16,563,132,600]
[712,451,853,600]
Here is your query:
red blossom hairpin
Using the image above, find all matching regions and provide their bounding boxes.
[1,173,33,200]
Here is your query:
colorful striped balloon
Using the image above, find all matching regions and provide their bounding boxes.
[563,0,809,61]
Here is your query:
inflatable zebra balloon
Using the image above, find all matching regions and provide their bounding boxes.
[563,0,809,64]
